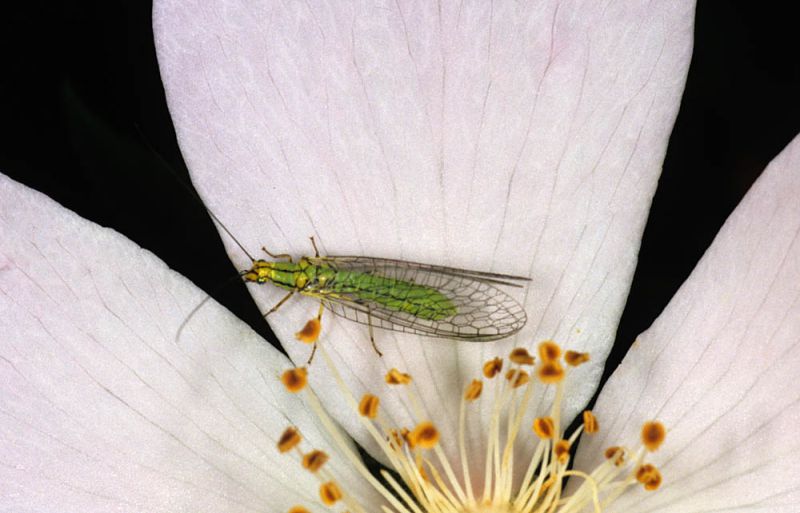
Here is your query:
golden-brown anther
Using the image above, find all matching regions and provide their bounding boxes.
[409,421,439,449]
[565,350,590,367]
[537,361,565,384]
[418,464,430,482]
[288,506,310,513]
[388,428,409,449]
[358,394,380,419]
[582,411,599,434]
[604,446,625,466]
[302,450,329,473]
[319,481,343,505]
[385,368,412,385]
[281,367,308,393]
[295,318,321,343]
[554,439,571,464]
[538,340,562,362]
[636,464,662,491]
[464,379,483,401]
[400,428,412,447]
[278,427,301,453]
[641,421,666,452]
[505,369,530,388]
[636,464,654,480]
[483,357,503,378]
[533,417,555,439]
[509,347,535,365]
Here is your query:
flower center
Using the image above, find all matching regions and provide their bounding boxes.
[277,328,665,513]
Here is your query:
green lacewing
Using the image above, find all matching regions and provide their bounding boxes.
[242,238,530,354]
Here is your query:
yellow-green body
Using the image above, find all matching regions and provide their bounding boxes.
[241,253,529,342]
[244,257,457,320]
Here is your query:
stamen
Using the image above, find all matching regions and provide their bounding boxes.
[385,368,412,385]
[483,357,503,378]
[464,379,483,401]
[554,439,571,464]
[358,394,380,419]
[604,446,626,466]
[408,421,439,449]
[641,421,666,451]
[636,463,663,490]
[505,368,531,388]
[417,464,429,483]
[277,427,301,453]
[281,367,308,393]
[388,428,409,449]
[565,350,590,366]
[510,347,535,365]
[583,410,599,434]
[538,360,565,384]
[287,506,310,513]
[295,318,321,343]
[539,340,562,361]
[459,381,477,502]
[533,417,556,439]
[301,450,329,473]
[319,481,343,505]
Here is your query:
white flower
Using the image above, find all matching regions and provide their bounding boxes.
[2,1,798,512]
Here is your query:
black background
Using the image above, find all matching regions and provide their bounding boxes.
[2,1,798,396]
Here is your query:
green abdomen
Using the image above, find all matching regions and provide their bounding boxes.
[328,271,457,320]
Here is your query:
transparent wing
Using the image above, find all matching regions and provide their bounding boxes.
[307,256,529,341]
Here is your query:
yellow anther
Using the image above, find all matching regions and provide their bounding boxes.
[464,379,483,401]
[295,318,321,343]
[636,464,662,491]
[505,368,530,388]
[538,340,562,362]
[302,449,329,473]
[641,421,666,452]
[554,439,571,464]
[388,428,409,449]
[385,368,412,385]
[483,357,503,378]
[358,394,380,419]
[582,411,599,434]
[533,417,555,439]
[565,350,590,367]
[409,421,439,449]
[418,464,430,482]
[399,428,411,446]
[319,481,343,505]
[281,367,308,393]
[509,347,535,365]
[604,446,625,466]
[537,361,565,384]
[277,427,301,453]
[288,506,310,513]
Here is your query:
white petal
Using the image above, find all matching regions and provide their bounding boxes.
[0,174,380,512]
[154,0,694,467]
[574,134,800,511]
